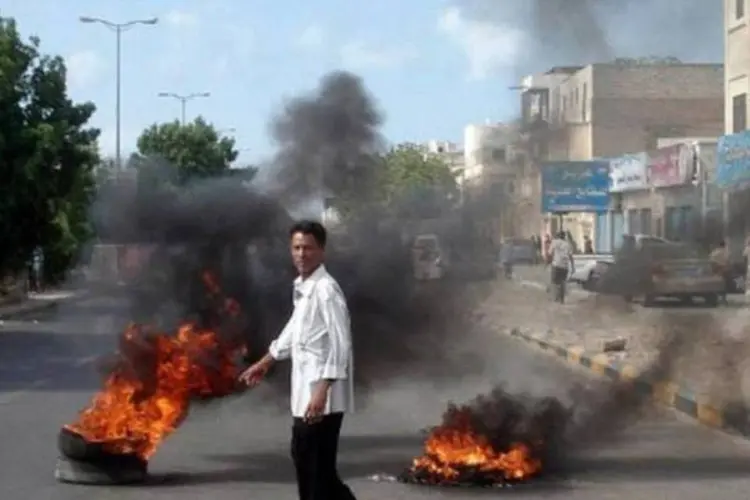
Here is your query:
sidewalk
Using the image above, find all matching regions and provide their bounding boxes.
[478,267,750,433]
[511,264,589,297]
[0,290,85,320]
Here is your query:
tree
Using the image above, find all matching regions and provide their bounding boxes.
[0,17,100,282]
[135,117,238,183]
[377,143,458,218]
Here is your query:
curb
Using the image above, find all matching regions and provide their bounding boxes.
[0,291,90,320]
[507,328,750,438]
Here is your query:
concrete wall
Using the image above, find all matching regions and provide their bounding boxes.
[590,64,724,158]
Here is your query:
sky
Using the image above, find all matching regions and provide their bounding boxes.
[2,0,531,166]
[2,0,724,167]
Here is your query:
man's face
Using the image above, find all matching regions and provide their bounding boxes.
[290,232,324,276]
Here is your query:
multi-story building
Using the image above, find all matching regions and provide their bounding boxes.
[514,61,724,248]
[725,0,749,134]
[461,122,522,240]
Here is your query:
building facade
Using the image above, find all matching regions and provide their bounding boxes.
[718,1,750,259]
[725,0,749,134]
[514,61,724,251]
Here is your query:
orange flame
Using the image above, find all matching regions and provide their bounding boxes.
[64,272,244,460]
[410,409,541,482]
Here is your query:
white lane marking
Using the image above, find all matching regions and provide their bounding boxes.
[73,355,98,367]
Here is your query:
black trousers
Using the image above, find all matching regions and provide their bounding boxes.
[291,412,356,500]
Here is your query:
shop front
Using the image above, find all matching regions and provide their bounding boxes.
[646,143,699,242]
[608,152,650,250]
[541,160,609,252]
[716,130,750,255]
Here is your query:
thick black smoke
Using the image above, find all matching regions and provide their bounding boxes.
[410,307,728,481]
[452,0,721,76]
[92,71,493,407]
[267,71,385,207]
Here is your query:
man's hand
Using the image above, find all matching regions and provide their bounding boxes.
[304,380,331,424]
[238,355,273,387]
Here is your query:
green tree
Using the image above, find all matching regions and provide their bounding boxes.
[136,117,238,183]
[0,17,99,282]
[377,143,458,217]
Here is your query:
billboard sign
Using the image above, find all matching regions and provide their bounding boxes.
[609,152,648,192]
[716,130,750,189]
[541,161,610,212]
[646,143,694,187]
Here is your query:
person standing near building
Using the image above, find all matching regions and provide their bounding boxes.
[239,220,356,500]
[709,240,730,305]
[30,247,44,293]
[542,233,552,266]
[549,231,574,303]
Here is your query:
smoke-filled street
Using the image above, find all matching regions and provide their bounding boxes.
[1,285,750,500]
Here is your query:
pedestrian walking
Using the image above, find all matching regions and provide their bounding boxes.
[709,239,730,305]
[500,241,514,279]
[239,220,356,500]
[549,231,574,303]
[30,247,44,293]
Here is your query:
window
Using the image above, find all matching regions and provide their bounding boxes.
[733,93,747,133]
[582,83,588,122]
[737,0,745,19]
[491,148,506,162]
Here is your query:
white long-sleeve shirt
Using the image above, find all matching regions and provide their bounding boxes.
[268,264,355,417]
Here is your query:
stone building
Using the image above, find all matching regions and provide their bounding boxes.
[513,61,724,249]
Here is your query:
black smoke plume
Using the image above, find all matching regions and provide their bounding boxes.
[91,71,494,407]
[453,0,721,75]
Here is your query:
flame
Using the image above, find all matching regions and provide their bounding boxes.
[409,408,541,483]
[63,271,244,460]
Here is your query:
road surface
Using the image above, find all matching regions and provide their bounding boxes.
[1,291,750,499]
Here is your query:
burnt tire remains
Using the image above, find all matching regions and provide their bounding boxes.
[56,428,148,485]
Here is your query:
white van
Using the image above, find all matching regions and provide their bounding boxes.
[411,234,445,280]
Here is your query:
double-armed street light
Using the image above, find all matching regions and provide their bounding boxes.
[79,16,158,169]
[157,92,211,125]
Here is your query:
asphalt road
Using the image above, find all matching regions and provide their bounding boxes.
[2,292,750,499]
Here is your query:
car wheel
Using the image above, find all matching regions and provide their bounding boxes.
[643,294,656,307]
[705,294,719,307]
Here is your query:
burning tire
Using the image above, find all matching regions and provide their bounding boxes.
[56,428,148,485]
[58,427,111,462]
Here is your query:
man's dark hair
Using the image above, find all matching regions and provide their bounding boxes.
[289,220,327,248]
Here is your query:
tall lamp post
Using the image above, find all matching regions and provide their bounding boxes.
[157,92,211,125]
[79,16,158,169]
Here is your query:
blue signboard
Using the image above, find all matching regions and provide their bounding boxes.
[717,130,750,189]
[541,161,610,212]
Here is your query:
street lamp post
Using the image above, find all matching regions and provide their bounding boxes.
[157,92,211,125]
[79,16,158,169]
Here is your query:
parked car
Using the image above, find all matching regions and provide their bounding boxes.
[595,235,724,307]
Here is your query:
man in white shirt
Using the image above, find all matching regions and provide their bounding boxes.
[549,231,574,303]
[239,220,356,500]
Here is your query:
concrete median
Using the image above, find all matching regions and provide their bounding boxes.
[506,327,746,439]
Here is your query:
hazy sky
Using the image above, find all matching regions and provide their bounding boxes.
[3,0,723,165]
